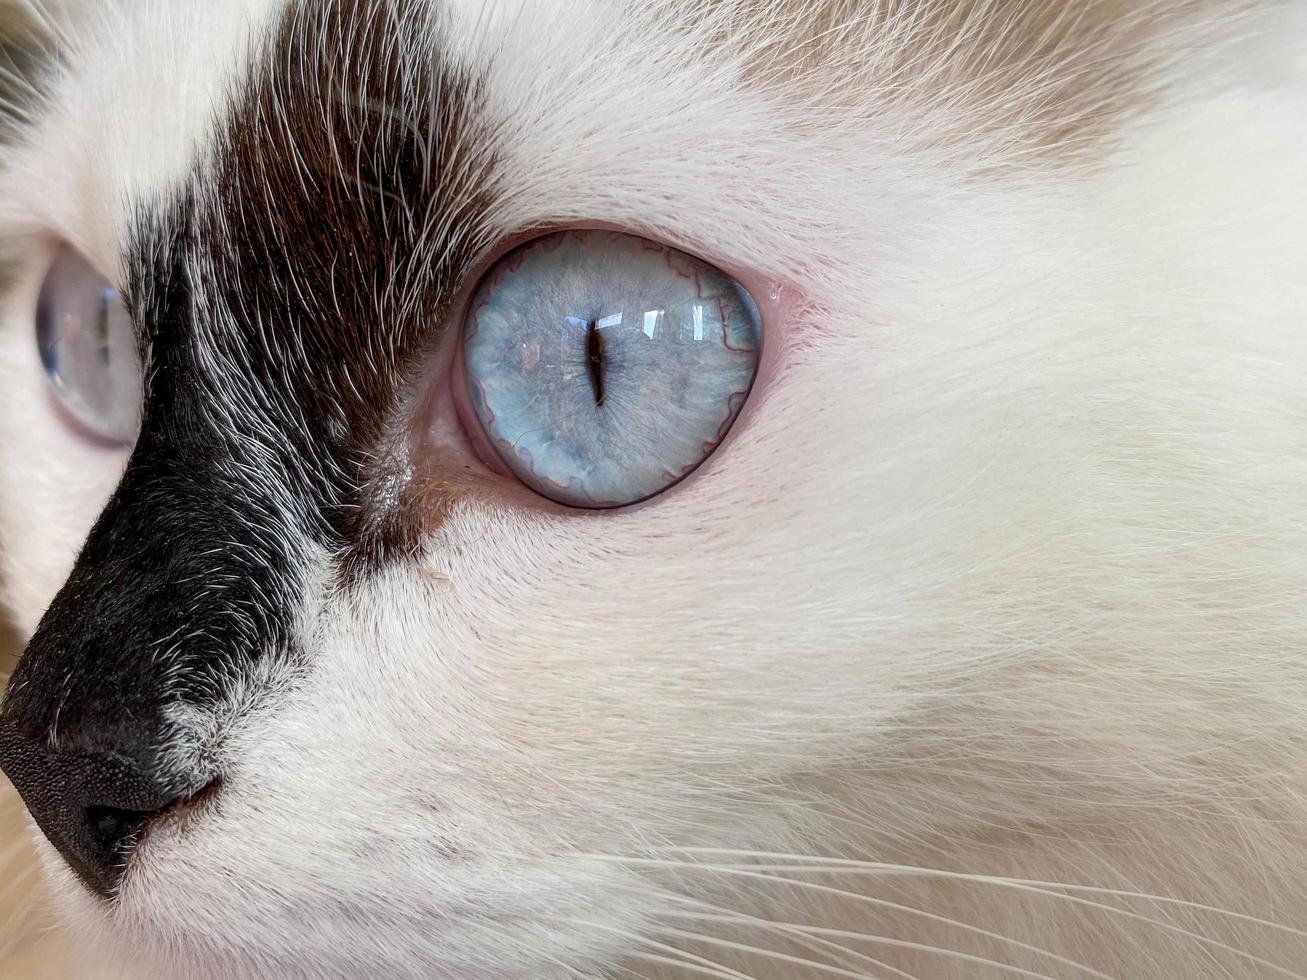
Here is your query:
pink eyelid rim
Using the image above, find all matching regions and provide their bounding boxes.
[423,225,802,514]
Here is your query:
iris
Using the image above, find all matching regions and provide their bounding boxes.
[463,230,762,508]
[36,245,141,445]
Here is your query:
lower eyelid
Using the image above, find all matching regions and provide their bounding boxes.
[406,344,532,508]
[428,366,509,481]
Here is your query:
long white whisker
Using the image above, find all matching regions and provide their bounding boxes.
[548,918,756,980]
[591,849,1307,939]
[540,951,602,980]
[656,894,921,980]
[580,856,1306,979]
[624,950,756,980]
[649,924,885,979]
[656,918,1068,980]
[651,864,1116,979]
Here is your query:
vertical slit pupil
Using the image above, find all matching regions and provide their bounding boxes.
[585,319,605,407]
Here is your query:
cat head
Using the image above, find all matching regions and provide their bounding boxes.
[1,2,1304,978]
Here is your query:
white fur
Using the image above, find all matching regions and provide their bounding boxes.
[3,1,1307,977]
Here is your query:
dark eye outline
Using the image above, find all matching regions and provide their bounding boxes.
[443,226,768,512]
[34,241,143,449]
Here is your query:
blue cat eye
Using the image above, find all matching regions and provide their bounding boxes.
[36,245,141,445]
[463,230,762,509]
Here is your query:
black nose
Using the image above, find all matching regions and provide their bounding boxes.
[0,717,187,897]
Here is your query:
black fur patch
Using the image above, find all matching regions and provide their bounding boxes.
[2,0,490,810]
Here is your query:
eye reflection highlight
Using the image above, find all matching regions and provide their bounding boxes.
[463,230,762,508]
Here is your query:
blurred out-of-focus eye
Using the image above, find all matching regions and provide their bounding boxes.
[463,230,762,508]
[36,244,142,445]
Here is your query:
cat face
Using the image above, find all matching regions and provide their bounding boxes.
[2,2,1306,978]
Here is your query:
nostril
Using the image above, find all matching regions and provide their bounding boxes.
[0,714,218,897]
[86,805,152,851]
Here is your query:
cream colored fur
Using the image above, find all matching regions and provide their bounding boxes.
[3,1,1307,977]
